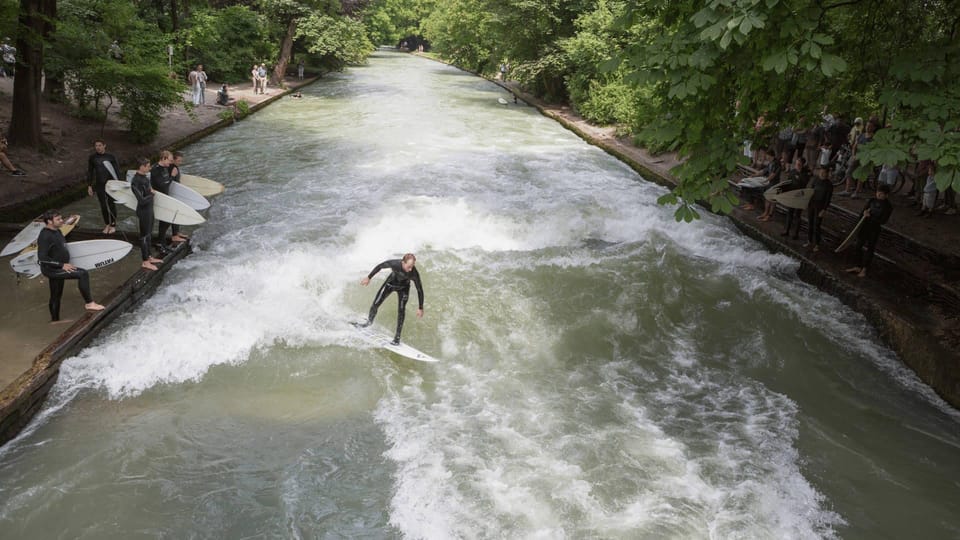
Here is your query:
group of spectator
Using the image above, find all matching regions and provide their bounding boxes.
[737,109,944,278]
[748,110,957,216]
[738,145,893,278]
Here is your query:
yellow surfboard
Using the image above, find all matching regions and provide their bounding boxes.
[180,174,225,197]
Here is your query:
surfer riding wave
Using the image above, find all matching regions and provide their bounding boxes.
[358,253,424,345]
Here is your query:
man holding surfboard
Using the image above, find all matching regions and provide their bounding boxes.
[150,151,179,254]
[37,210,105,322]
[131,158,164,271]
[166,152,190,244]
[845,184,893,278]
[359,254,424,345]
[87,139,120,234]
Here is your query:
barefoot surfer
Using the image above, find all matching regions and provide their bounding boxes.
[37,209,105,321]
[131,158,163,271]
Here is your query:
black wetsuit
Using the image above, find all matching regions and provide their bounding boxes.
[131,172,154,261]
[150,164,175,248]
[807,176,834,246]
[37,227,93,321]
[87,151,120,227]
[854,197,893,271]
[166,163,182,239]
[782,167,810,238]
[364,259,424,343]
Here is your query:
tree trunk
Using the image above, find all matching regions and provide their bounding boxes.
[170,0,178,32]
[8,0,53,148]
[41,0,64,103]
[273,17,297,87]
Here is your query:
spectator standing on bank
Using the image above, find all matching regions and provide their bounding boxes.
[257,64,268,94]
[848,117,863,146]
[109,40,123,61]
[805,167,834,252]
[188,64,207,105]
[197,64,207,104]
[918,164,938,217]
[297,59,305,80]
[840,122,876,198]
[846,184,893,278]
[251,64,259,93]
[827,114,850,156]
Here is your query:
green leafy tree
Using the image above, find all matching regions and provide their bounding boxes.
[420,0,493,71]
[181,6,273,82]
[44,0,183,142]
[361,0,435,46]
[258,0,340,86]
[296,12,374,70]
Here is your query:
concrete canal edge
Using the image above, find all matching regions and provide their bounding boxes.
[0,81,313,447]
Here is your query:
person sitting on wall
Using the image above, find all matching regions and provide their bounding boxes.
[216,83,234,106]
[0,135,26,176]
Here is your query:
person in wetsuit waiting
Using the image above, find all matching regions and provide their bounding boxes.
[150,150,178,254]
[36,209,105,322]
[87,139,120,234]
[359,253,424,345]
[131,157,164,271]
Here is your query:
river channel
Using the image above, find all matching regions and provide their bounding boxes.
[1,51,958,539]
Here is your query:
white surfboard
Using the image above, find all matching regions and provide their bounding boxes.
[2,215,81,257]
[769,188,815,210]
[1,221,43,256]
[106,180,206,226]
[10,239,133,279]
[125,169,211,210]
[736,176,768,188]
[835,215,868,253]
[180,174,225,197]
[168,181,210,211]
[353,323,439,363]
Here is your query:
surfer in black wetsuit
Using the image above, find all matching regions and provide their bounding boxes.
[131,157,164,271]
[845,183,893,278]
[150,150,178,254]
[36,209,105,322]
[359,253,424,345]
[166,151,190,245]
[87,139,120,234]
